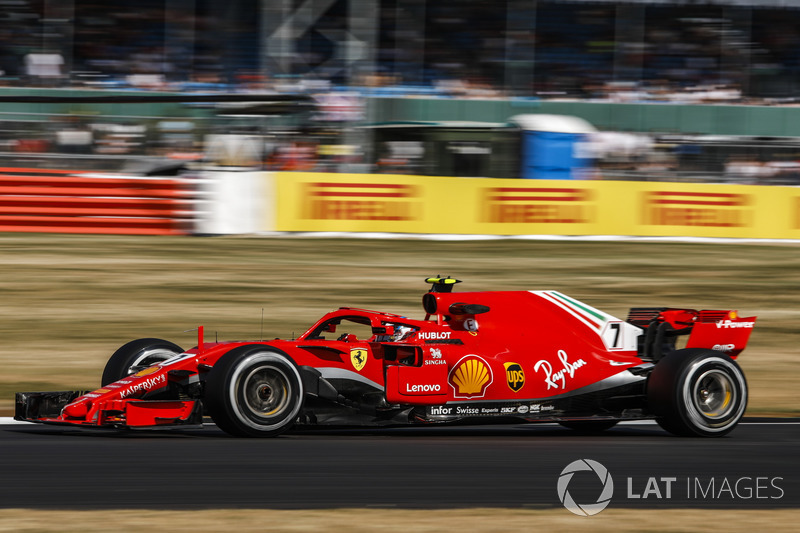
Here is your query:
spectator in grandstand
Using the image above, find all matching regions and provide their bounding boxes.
[24,52,64,87]
[54,116,93,155]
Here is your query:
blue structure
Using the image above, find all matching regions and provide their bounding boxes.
[510,114,597,180]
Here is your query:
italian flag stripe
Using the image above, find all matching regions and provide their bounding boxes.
[532,291,601,334]
[551,292,607,325]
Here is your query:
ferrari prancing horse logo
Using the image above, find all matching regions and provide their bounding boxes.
[350,348,368,372]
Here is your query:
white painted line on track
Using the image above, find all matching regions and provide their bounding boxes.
[739,421,800,425]
[0,417,34,425]
[258,231,800,245]
[0,417,661,427]
[1,417,795,427]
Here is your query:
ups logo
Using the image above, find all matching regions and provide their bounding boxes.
[504,362,525,392]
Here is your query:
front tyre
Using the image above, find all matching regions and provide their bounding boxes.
[101,338,184,386]
[647,348,747,437]
[204,346,304,437]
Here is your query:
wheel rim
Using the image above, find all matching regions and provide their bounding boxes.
[241,364,291,421]
[223,351,303,433]
[127,348,179,375]
[693,369,735,419]
[682,357,746,432]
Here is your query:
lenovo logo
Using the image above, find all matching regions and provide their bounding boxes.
[482,187,594,224]
[643,191,751,228]
[405,383,442,393]
[304,182,419,221]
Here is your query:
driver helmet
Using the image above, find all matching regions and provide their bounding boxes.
[391,325,414,342]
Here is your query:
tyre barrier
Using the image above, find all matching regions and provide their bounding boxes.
[0,168,195,235]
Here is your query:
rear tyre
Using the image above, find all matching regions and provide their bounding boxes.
[647,348,747,437]
[559,420,618,433]
[101,338,184,386]
[204,346,304,437]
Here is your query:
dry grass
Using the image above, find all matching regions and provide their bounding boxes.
[1,233,798,415]
[0,508,798,532]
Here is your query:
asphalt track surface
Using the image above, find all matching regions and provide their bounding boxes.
[1,419,797,510]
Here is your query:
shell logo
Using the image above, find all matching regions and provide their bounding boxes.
[449,355,493,398]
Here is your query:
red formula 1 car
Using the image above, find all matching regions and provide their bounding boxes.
[16,277,756,437]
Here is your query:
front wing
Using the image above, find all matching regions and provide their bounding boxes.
[15,391,203,429]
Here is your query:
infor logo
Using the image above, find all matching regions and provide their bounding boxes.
[557,459,614,516]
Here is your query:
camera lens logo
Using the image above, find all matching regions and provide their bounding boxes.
[557,459,614,516]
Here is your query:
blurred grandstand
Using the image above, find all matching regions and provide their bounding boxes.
[2,0,800,182]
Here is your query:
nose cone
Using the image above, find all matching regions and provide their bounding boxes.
[62,400,90,419]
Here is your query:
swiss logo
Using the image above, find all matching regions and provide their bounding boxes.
[350,348,368,372]
[449,355,493,398]
[504,362,525,392]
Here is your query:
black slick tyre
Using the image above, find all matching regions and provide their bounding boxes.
[647,348,747,437]
[101,338,184,386]
[204,345,304,437]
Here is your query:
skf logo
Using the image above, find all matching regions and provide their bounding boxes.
[504,362,525,392]
[350,348,368,372]
[304,182,419,221]
[449,355,493,398]
[642,191,751,227]
[482,187,594,224]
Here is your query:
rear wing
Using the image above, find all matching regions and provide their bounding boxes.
[627,308,756,360]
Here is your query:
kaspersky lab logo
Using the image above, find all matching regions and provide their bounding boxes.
[557,459,614,516]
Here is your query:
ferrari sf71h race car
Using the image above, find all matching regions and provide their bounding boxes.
[16,277,757,437]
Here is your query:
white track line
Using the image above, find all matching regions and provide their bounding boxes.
[1,417,796,427]
[0,417,34,425]
[258,232,800,245]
